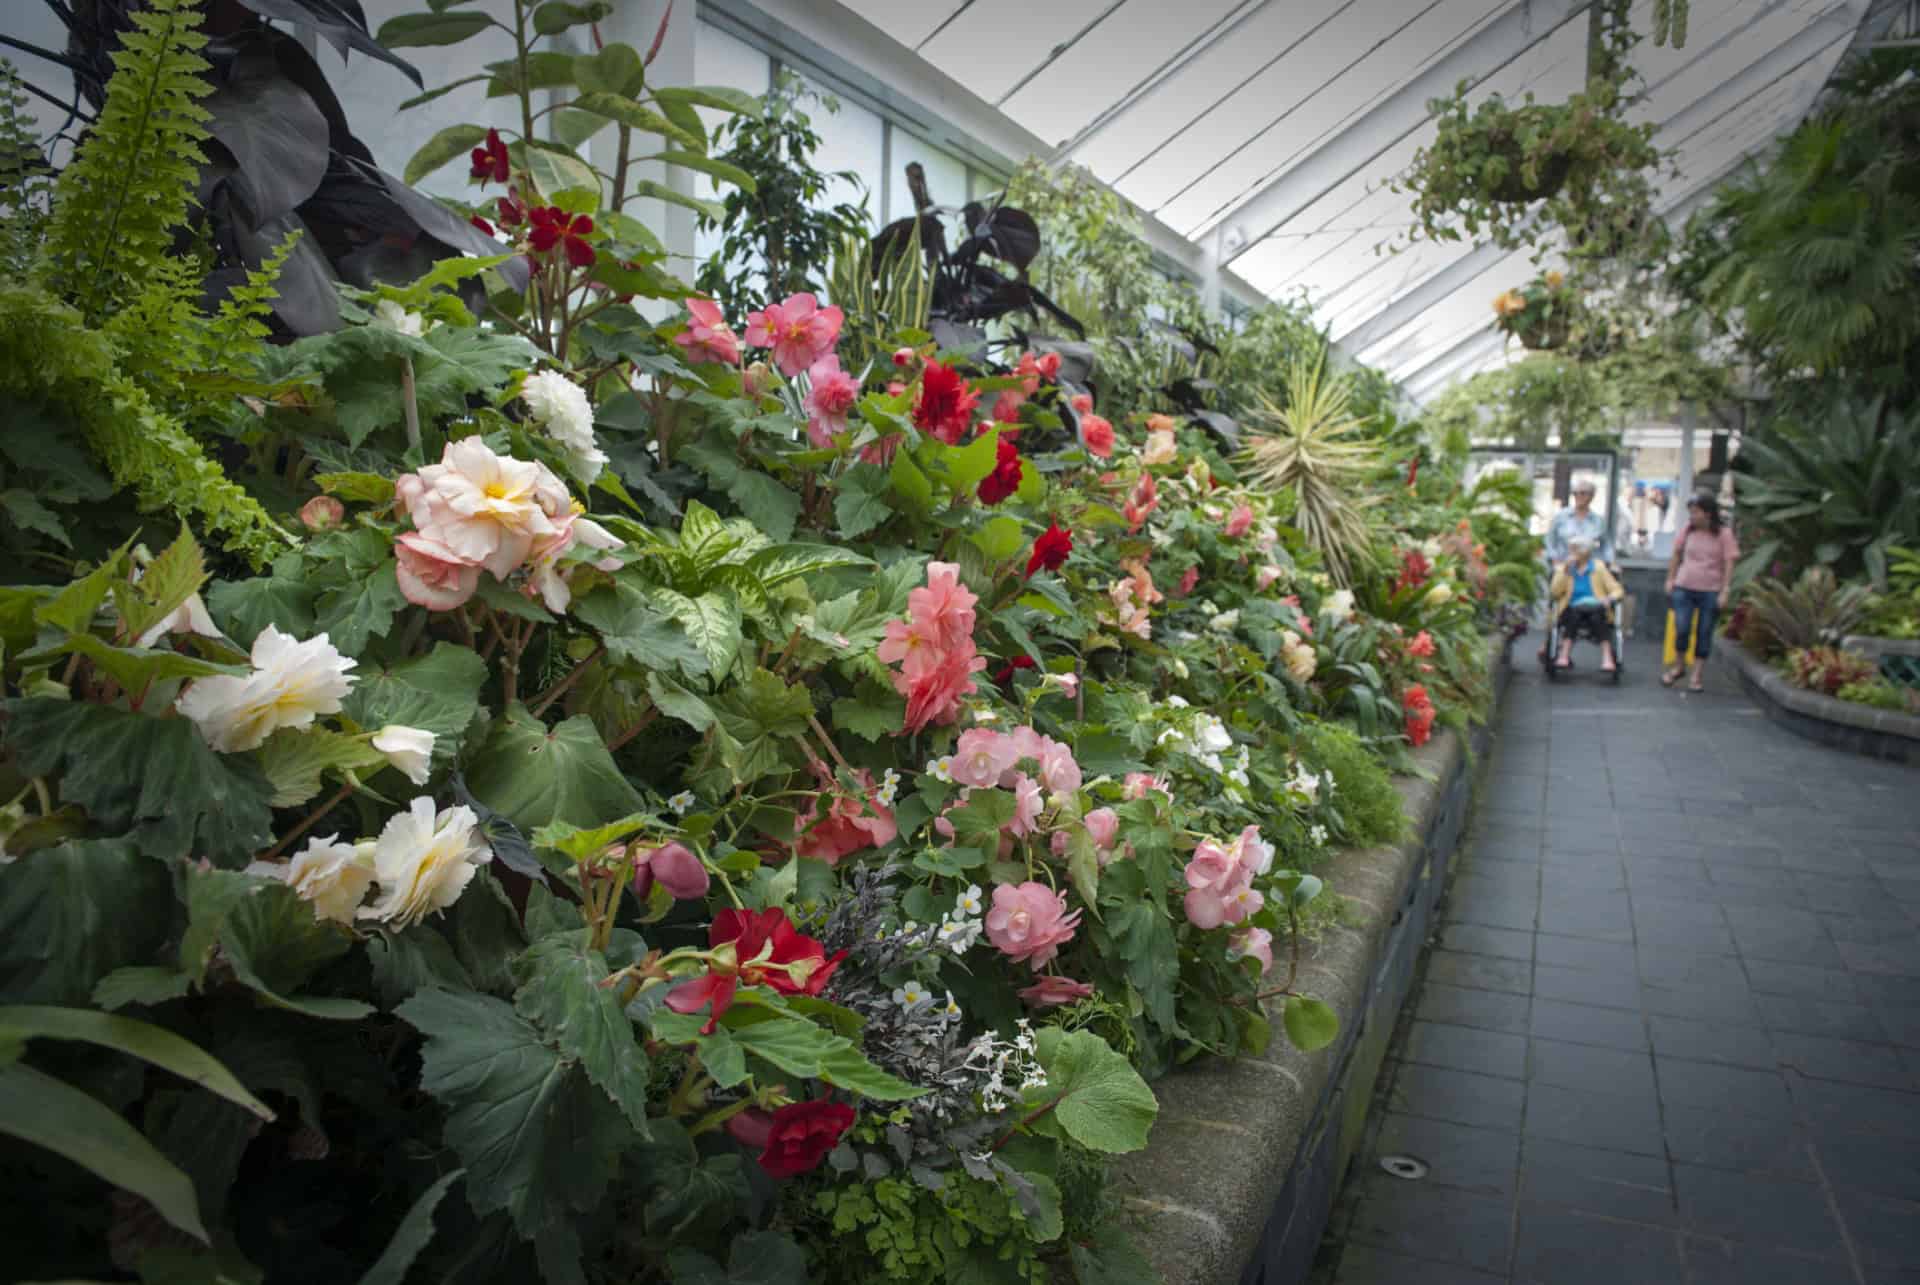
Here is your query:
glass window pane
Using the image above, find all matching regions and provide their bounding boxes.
[695,21,771,135]
[885,131,967,225]
[795,77,882,228]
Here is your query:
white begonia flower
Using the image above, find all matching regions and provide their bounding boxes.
[134,591,223,649]
[1288,761,1321,802]
[1195,715,1234,756]
[373,298,426,338]
[940,991,962,1019]
[955,884,984,917]
[1209,609,1241,632]
[176,625,357,753]
[875,769,901,808]
[1310,824,1329,846]
[926,756,955,784]
[1425,581,1454,606]
[937,917,983,953]
[520,369,606,485]
[285,835,377,925]
[892,980,933,1012]
[668,791,696,816]
[357,797,491,929]
[372,725,436,786]
[1172,657,1190,679]
[1165,695,1191,710]
[1322,589,1356,621]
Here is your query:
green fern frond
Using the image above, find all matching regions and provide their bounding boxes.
[0,285,292,567]
[41,0,212,321]
[202,228,298,371]
[103,250,212,399]
[0,61,52,278]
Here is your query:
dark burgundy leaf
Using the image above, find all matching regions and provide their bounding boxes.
[227,0,424,88]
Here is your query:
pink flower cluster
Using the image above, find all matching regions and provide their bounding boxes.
[1183,825,1274,930]
[792,761,898,865]
[803,355,861,448]
[674,298,742,366]
[991,349,1061,424]
[986,880,1081,969]
[1124,472,1159,531]
[393,437,621,615]
[1108,559,1162,641]
[743,292,843,376]
[934,725,1084,850]
[877,562,988,733]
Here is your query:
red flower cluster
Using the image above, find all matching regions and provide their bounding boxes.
[993,653,1037,686]
[1403,684,1436,747]
[664,908,845,1033]
[1026,522,1073,578]
[977,436,1023,505]
[1395,549,1431,594]
[528,207,595,267]
[914,361,980,445]
[469,128,508,185]
[1407,630,1435,658]
[726,1100,856,1178]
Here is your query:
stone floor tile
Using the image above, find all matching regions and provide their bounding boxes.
[1534,933,1634,973]
[1530,962,1642,1011]
[1518,1138,1676,1225]
[1438,923,1535,962]
[1760,994,1890,1043]
[1745,959,1865,1002]
[1772,1032,1917,1092]
[1655,1056,1794,1118]
[1672,1165,1844,1256]
[1527,1038,1657,1099]
[1391,1065,1527,1132]
[1647,1014,1779,1069]
[1510,1204,1682,1284]
[1661,1107,1817,1180]
[1830,1185,1920,1272]
[1402,1021,1529,1081]
[1787,1074,1920,1141]
[1329,1244,1507,1285]
[1639,980,1763,1024]
[1528,998,1650,1051]
[1416,981,1532,1035]
[1427,950,1533,996]
[1815,1131,1920,1204]
[1345,1181,1515,1276]
[1681,1237,1855,1285]
[1523,1083,1665,1156]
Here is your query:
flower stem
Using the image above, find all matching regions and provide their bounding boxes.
[530,643,604,717]
[260,781,355,862]
[607,707,658,753]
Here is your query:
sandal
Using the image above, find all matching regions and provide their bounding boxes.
[1688,681,1705,693]
[1661,667,1682,687]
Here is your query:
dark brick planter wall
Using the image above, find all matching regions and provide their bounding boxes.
[1119,639,1514,1285]
[1715,640,1920,765]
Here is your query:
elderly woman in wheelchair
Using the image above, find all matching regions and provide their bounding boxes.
[1547,536,1624,675]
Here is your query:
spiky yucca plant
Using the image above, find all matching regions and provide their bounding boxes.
[1237,354,1379,585]
[1735,566,1874,659]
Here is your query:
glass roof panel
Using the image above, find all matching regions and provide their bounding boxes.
[831,0,973,52]
[916,0,1134,106]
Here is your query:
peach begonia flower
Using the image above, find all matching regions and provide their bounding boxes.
[674,297,742,366]
[744,292,843,377]
[986,881,1082,969]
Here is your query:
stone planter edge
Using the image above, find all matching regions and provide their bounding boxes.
[1715,638,1920,762]
[1115,637,1512,1284]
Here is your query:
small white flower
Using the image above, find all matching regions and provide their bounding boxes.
[926,756,955,784]
[940,990,962,1019]
[875,769,901,808]
[357,797,491,929]
[936,918,982,952]
[1209,609,1241,632]
[520,369,606,485]
[1310,824,1329,846]
[1194,715,1233,755]
[372,724,436,786]
[1322,589,1356,621]
[176,625,357,753]
[667,790,696,816]
[972,707,999,724]
[892,980,933,1012]
[1165,695,1190,710]
[955,884,984,916]
[133,588,223,649]
[1197,599,1219,617]
[1172,657,1190,679]
[372,298,426,338]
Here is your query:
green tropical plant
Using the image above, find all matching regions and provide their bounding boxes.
[827,222,932,373]
[1734,565,1874,658]
[695,72,869,322]
[1238,355,1380,585]
[1733,396,1920,587]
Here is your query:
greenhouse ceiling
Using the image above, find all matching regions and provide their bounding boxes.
[776,0,1909,400]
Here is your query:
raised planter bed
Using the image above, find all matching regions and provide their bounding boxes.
[1716,638,1920,764]
[1120,637,1514,1284]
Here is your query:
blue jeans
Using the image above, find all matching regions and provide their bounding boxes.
[1671,588,1719,660]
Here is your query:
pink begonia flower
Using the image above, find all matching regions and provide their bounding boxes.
[1006,725,1049,767]
[1084,806,1119,851]
[1007,773,1045,838]
[1257,565,1285,591]
[1109,578,1153,640]
[1228,926,1276,974]
[524,510,623,614]
[992,390,1026,425]
[300,495,345,532]
[1176,566,1200,597]
[1183,839,1264,930]
[1070,393,1093,414]
[395,532,483,611]
[1230,825,1274,877]
[1050,831,1071,857]
[630,841,711,901]
[1123,772,1166,800]
[1038,740,1082,796]
[892,346,915,367]
[951,728,1018,789]
[804,354,860,447]
[674,297,742,366]
[1123,472,1159,532]
[985,881,1082,968]
[1018,975,1095,1008]
[1080,414,1115,459]
[1224,503,1255,539]
[744,292,843,377]
[793,765,898,864]
[877,562,987,733]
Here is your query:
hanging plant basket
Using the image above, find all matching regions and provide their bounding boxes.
[1517,312,1571,351]
[1487,146,1575,204]
[1493,273,1579,350]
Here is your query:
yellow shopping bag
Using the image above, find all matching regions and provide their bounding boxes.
[1663,608,1698,667]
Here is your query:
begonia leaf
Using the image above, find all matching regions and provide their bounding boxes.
[511,933,652,1134]
[0,839,169,1005]
[1020,1028,1157,1154]
[465,708,644,833]
[343,642,490,763]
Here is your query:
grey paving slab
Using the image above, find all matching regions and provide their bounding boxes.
[1326,639,1920,1283]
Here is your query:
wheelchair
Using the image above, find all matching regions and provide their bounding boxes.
[1540,598,1625,685]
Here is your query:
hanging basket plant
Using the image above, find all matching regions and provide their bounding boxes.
[1492,272,1579,351]
[1395,79,1665,251]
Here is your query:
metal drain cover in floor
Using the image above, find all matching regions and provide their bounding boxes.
[1379,1154,1429,1180]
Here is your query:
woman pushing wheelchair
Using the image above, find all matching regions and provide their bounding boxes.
[1548,535,1624,675]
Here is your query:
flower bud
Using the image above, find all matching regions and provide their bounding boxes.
[300,495,345,532]
[892,347,915,367]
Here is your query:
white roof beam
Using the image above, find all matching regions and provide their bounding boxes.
[1206,0,1590,257]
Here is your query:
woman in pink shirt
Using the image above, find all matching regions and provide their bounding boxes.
[1662,491,1739,692]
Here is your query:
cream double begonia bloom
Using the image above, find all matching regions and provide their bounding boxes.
[249,835,377,925]
[408,436,568,579]
[357,798,491,929]
[176,625,357,753]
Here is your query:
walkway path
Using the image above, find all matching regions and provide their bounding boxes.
[1317,636,1920,1285]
